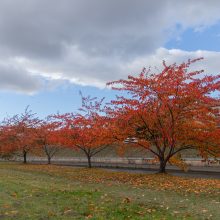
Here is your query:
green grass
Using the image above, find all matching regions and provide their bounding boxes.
[0,162,219,219]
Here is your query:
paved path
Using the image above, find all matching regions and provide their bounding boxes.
[37,160,220,179]
[3,159,219,179]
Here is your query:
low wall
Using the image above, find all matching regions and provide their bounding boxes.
[24,157,220,167]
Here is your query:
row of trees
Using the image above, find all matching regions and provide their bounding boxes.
[0,58,219,173]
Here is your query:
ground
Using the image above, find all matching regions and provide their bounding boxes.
[0,162,219,219]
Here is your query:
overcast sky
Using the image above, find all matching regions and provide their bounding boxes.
[0,0,220,118]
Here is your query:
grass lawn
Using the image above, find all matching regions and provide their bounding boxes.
[0,162,219,219]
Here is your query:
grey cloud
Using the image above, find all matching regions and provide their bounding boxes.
[0,63,43,94]
[2,0,219,59]
[0,0,220,92]
[0,0,170,59]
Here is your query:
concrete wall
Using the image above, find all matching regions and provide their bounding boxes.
[22,156,220,167]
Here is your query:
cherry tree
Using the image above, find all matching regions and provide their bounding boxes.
[107,58,220,173]
[57,93,111,168]
[0,107,40,163]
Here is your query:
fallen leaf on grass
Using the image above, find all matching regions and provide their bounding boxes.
[86,214,93,219]
[122,197,131,203]
[63,209,72,215]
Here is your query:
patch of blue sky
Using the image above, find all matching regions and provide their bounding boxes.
[166,22,220,51]
[0,84,118,120]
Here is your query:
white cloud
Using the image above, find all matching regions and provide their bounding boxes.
[132,48,220,76]
[11,48,220,89]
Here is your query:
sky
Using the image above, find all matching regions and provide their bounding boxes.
[0,0,220,119]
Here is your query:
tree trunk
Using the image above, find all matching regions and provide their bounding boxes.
[158,158,167,173]
[87,155,92,168]
[47,155,51,164]
[23,150,27,164]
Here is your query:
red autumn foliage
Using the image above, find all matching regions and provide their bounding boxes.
[36,118,62,164]
[0,107,40,163]
[107,58,220,172]
[56,93,111,168]
[0,123,16,158]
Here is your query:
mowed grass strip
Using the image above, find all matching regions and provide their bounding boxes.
[0,162,219,219]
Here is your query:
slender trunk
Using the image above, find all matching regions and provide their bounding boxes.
[44,145,51,164]
[47,155,51,164]
[23,150,27,164]
[87,155,92,168]
[158,158,167,173]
